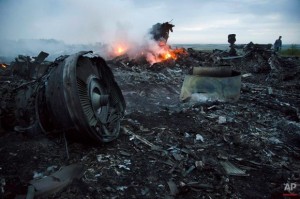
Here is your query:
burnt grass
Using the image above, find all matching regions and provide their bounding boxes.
[1,50,300,199]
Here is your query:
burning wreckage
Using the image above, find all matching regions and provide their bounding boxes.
[0,21,178,143]
[0,22,300,198]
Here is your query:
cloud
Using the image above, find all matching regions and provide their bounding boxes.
[0,0,299,45]
[0,0,162,44]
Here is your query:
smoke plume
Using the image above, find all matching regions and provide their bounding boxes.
[0,0,171,62]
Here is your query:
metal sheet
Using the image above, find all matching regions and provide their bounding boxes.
[180,67,241,103]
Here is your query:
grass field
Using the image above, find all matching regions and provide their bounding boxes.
[172,43,300,57]
[280,44,300,56]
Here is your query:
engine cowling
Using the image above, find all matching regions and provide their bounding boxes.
[0,51,126,143]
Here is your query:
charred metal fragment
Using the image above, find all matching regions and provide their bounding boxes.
[228,34,237,56]
[0,51,126,143]
[149,21,175,44]
[180,66,241,103]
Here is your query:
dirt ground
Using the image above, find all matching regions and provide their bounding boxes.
[0,50,300,199]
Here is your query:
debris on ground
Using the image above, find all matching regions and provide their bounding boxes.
[0,41,300,198]
[0,51,126,143]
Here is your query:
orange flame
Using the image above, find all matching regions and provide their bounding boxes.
[1,63,7,68]
[110,44,129,57]
[117,47,125,54]
[156,47,187,63]
[109,41,187,65]
[164,52,172,59]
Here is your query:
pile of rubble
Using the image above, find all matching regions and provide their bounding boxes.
[110,42,300,87]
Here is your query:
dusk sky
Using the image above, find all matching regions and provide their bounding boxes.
[0,0,299,44]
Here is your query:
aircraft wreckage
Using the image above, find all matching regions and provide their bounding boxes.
[0,21,176,144]
[0,51,126,143]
